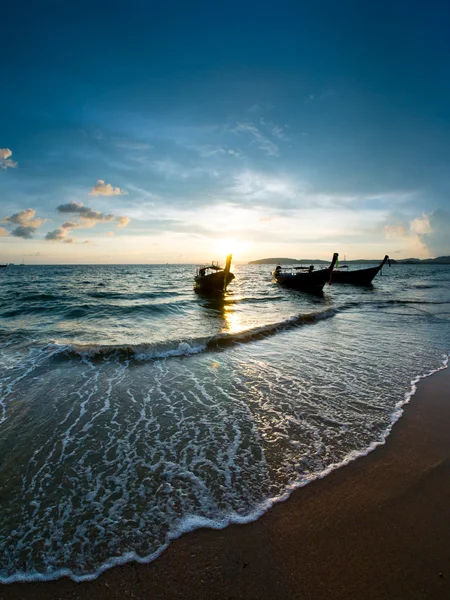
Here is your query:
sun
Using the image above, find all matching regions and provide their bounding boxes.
[214,238,247,259]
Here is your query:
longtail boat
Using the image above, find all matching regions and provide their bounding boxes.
[194,254,234,294]
[272,253,338,292]
[331,255,390,285]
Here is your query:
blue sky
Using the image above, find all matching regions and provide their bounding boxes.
[1,0,449,263]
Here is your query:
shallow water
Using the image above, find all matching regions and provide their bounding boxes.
[1,263,449,582]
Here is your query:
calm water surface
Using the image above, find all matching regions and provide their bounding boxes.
[1,263,449,581]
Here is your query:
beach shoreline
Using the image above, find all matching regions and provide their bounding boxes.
[1,366,450,600]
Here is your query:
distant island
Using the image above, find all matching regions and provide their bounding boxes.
[249,256,450,265]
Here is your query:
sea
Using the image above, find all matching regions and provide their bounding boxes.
[0,262,449,583]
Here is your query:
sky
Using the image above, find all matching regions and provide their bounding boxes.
[1,0,450,264]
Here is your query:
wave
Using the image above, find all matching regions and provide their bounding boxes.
[86,290,185,300]
[48,307,337,362]
[2,353,448,584]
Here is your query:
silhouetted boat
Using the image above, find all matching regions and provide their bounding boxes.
[0,265,7,268]
[331,255,390,285]
[272,253,338,292]
[194,254,234,294]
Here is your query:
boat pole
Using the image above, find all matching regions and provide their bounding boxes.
[223,254,232,292]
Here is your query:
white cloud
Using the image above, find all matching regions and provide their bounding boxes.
[384,224,407,239]
[152,159,220,180]
[192,145,244,159]
[89,179,127,196]
[233,123,279,156]
[271,126,289,140]
[419,210,450,257]
[232,170,298,201]
[0,148,17,170]
[410,214,432,235]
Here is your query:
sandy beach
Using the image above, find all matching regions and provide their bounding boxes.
[1,366,449,600]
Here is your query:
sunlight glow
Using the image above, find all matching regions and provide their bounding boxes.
[213,237,249,260]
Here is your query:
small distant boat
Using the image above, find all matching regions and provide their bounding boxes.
[273,253,339,292]
[331,255,390,285]
[0,264,7,268]
[194,254,234,294]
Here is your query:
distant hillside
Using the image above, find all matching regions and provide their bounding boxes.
[397,256,450,264]
[249,255,450,265]
[248,257,329,265]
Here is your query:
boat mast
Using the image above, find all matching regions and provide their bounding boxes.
[223,254,232,291]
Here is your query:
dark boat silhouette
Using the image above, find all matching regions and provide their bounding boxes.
[194,254,234,294]
[272,253,338,292]
[331,255,390,285]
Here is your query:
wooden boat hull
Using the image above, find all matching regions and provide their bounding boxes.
[194,271,235,294]
[273,252,338,293]
[330,256,390,285]
[273,268,331,292]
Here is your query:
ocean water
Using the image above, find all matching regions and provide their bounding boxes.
[0,262,449,582]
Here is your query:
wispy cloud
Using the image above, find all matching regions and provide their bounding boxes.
[0,148,18,170]
[152,159,220,180]
[232,170,298,202]
[89,179,128,196]
[192,145,244,159]
[271,125,289,141]
[232,123,279,156]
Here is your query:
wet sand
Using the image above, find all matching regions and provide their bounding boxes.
[1,366,450,600]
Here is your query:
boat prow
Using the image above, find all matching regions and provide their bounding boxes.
[331,255,390,285]
[273,253,338,293]
[194,254,235,295]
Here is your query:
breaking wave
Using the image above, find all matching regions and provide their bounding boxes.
[49,307,337,362]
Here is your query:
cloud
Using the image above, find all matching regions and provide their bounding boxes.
[1,208,45,238]
[89,179,127,196]
[45,228,70,241]
[382,212,446,257]
[53,202,130,237]
[116,216,130,227]
[232,170,298,202]
[0,148,17,170]
[192,145,244,159]
[233,123,279,156]
[0,227,9,236]
[384,224,407,238]
[57,201,116,222]
[419,210,450,257]
[2,208,44,228]
[271,126,289,141]
[11,226,36,239]
[410,214,432,235]
[152,159,220,180]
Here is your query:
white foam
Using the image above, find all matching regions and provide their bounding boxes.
[1,354,447,585]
